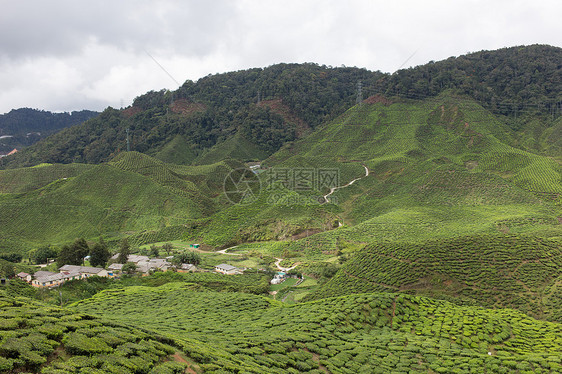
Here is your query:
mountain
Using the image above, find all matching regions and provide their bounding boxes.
[0,64,381,168]
[0,152,241,253]
[2,44,559,169]
[2,45,562,373]
[0,108,98,155]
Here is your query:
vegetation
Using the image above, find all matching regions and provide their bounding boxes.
[1,45,562,372]
[68,282,562,373]
[0,108,98,155]
[0,290,186,373]
[308,234,562,320]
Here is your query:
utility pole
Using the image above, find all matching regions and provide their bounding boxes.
[126,128,130,152]
[356,81,363,105]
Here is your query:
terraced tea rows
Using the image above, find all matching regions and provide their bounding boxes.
[310,234,562,321]
[70,282,562,373]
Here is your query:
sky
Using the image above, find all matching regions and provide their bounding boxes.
[0,0,560,114]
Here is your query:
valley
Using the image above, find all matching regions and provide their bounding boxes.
[1,45,562,373]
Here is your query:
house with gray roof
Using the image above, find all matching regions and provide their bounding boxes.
[215,263,241,275]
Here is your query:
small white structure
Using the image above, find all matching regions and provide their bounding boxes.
[215,263,241,275]
[270,271,287,285]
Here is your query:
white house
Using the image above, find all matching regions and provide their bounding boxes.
[215,263,241,275]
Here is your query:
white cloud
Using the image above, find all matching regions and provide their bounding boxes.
[0,0,560,113]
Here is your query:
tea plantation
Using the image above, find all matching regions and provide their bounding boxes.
[68,283,562,373]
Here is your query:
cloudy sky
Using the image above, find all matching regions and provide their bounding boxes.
[0,0,560,114]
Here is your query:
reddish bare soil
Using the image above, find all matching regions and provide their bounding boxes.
[258,98,311,137]
[363,94,393,106]
[170,99,206,116]
[172,352,198,374]
[121,106,142,118]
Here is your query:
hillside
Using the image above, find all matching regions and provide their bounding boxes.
[0,289,188,373]
[309,234,562,321]
[0,152,242,253]
[2,45,560,169]
[0,108,98,155]
[68,282,562,373]
[180,91,562,253]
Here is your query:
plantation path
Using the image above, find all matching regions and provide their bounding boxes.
[323,165,369,203]
[275,258,299,272]
[172,352,197,374]
[216,246,242,255]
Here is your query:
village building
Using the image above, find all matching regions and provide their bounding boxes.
[270,271,287,285]
[135,258,172,275]
[215,263,241,275]
[16,272,32,282]
[58,265,108,278]
[107,263,123,277]
[31,270,82,288]
[177,263,197,273]
[30,265,108,288]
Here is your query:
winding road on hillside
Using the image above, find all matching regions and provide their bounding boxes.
[323,165,369,203]
[274,258,299,272]
[209,167,369,271]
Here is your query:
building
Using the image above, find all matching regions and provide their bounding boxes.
[110,254,150,263]
[16,272,31,282]
[215,263,241,275]
[107,263,123,277]
[31,271,82,288]
[177,263,197,273]
[58,265,108,278]
[270,271,287,285]
[30,265,108,288]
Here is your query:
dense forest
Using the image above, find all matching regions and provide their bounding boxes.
[0,108,98,154]
[1,44,560,168]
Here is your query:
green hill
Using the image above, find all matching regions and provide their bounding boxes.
[0,108,98,155]
[193,132,269,165]
[2,45,560,169]
[69,282,562,373]
[153,134,197,165]
[0,152,243,253]
[0,289,188,373]
[309,234,562,320]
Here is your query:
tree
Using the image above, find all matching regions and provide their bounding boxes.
[73,238,90,266]
[0,262,15,278]
[32,245,57,264]
[89,238,111,268]
[117,238,131,264]
[122,262,137,275]
[56,238,90,267]
[150,245,160,257]
[172,251,201,266]
[0,253,23,263]
[162,242,173,256]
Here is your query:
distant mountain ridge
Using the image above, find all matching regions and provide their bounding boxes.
[0,108,99,154]
[1,44,559,168]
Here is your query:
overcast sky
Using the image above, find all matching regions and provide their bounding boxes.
[0,0,560,114]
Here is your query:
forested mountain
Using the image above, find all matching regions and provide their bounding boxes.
[2,44,560,168]
[2,45,562,373]
[0,108,98,155]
